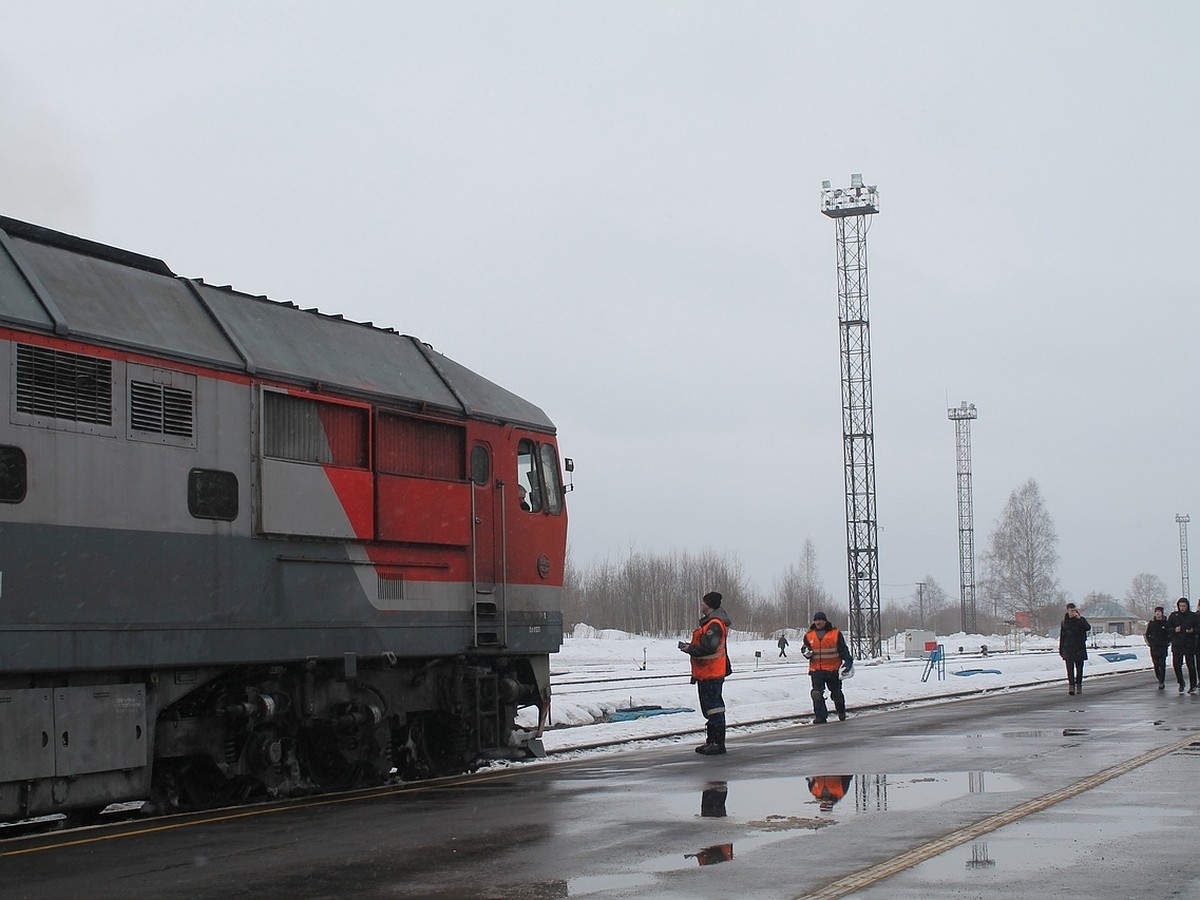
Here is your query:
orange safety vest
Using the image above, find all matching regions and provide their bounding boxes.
[688,616,729,681]
[806,626,843,673]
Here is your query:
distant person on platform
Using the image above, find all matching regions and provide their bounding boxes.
[678,591,732,755]
[1144,605,1172,690]
[1058,602,1091,695]
[801,611,853,723]
[1167,597,1198,693]
[777,634,789,658]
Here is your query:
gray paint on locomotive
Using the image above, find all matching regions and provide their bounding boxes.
[0,215,566,821]
[0,215,554,431]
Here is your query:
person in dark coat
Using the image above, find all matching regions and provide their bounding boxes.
[1058,602,1090,695]
[1166,597,1198,693]
[777,634,789,658]
[678,591,732,755]
[1144,606,1173,689]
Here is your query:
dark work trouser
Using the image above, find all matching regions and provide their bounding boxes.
[697,678,726,747]
[1151,651,1168,684]
[1172,646,1198,688]
[810,670,845,721]
[1064,658,1084,686]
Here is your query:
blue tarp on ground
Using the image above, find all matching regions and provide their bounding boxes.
[1099,651,1137,662]
[606,705,693,722]
[953,668,1003,676]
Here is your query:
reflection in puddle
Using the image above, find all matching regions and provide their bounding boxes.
[665,770,1023,822]
[700,782,727,818]
[808,774,853,811]
[685,843,734,866]
[965,842,996,869]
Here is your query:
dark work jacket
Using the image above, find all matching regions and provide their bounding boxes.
[1166,610,1198,653]
[1058,615,1090,662]
[1144,617,1172,655]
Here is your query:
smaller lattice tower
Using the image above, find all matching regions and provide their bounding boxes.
[1177,514,1191,599]
[948,402,978,632]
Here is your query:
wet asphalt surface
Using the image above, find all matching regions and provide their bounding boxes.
[2,670,1198,899]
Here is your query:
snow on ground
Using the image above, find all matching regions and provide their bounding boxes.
[515,625,1152,755]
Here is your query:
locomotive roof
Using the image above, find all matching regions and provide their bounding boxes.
[0,215,554,431]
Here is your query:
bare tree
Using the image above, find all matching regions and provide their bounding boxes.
[771,538,830,632]
[1125,572,1168,619]
[983,479,1061,630]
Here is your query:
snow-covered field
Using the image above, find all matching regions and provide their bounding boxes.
[516,625,1152,755]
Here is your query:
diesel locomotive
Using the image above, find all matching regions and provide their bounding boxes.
[0,215,567,821]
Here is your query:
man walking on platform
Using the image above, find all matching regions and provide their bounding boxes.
[679,591,732,755]
[802,612,854,723]
[1145,606,1172,689]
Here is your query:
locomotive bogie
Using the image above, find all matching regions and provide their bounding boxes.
[0,215,566,820]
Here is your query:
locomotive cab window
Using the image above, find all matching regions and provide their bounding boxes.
[516,438,564,515]
[188,468,238,520]
[0,445,27,503]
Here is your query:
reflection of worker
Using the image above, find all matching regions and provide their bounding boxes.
[686,843,734,866]
[807,774,853,811]
[700,782,728,818]
[801,611,854,723]
[678,591,732,755]
[518,485,531,512]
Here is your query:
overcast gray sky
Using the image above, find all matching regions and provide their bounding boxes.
[3,2,1198,609]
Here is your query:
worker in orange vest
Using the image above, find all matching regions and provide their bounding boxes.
[801,611,854,723]
[678,591,732,755]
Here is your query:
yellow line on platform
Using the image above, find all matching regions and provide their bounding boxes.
[800,732,1199,900]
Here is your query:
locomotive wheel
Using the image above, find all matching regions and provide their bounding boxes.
[299,728,384,791]
[175,757,257,809]
[402,712,473,780]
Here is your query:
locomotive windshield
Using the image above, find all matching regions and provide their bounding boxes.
[517,438,563,515]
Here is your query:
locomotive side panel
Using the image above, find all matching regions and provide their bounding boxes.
[0,215,567,820]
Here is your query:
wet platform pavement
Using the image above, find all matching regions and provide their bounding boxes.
[2,671,1198,899]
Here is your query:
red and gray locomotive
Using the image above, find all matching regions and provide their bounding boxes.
[0,215,567,821]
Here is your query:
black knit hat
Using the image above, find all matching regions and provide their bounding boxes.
[702,591,722,609]
[813,611,828,621]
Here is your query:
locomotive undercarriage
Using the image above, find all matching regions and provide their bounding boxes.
[0,654,547,823]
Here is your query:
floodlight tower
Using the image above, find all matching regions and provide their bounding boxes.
[1177,514,1191,599]
[821,174,881,660]
[948,402,979,633]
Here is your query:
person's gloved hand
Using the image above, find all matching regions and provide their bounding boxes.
[678,641,689,652]
[801,646,813,659]
[840,665,854,679]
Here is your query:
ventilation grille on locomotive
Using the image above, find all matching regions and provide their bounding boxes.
[130,381,194,437]
[15,344,113,425]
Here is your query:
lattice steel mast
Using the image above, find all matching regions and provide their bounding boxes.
[821,175,881,660]
[1177,514,1191,599]
[948,402,978,632]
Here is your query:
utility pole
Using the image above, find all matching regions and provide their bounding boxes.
[821,174,882,660]
[916,582,926,629]
[1178,514,1191,599]
[948,401,978,633]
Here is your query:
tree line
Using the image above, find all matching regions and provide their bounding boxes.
[562,478,1170,637]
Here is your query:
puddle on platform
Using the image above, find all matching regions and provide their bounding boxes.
[662,770,1022,822]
